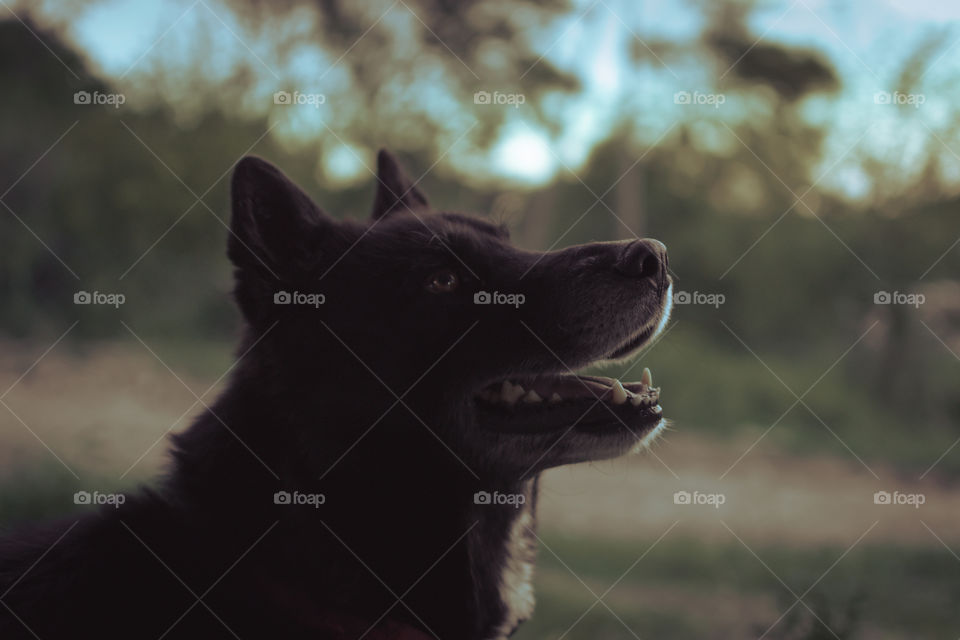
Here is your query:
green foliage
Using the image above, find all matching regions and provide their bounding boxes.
[1,14,958,477]
[513,533,960,639]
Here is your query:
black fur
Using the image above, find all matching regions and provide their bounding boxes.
[0,151,671,639]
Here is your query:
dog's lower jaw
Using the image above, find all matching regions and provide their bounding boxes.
[634,417,667,451]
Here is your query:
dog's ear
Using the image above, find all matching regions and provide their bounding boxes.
[228,156,331,277]
[370,149,430,220]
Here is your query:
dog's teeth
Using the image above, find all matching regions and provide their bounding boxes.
[630,394,645,406]
[549,392,562,403]
[611,379,627,405]
[501,381,526,404]
[523,390,542,403]
[641,367,652,387]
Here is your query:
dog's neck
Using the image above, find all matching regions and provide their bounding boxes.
[167,374,541,640]
[469,479,540,639]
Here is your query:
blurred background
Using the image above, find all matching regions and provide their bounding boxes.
[2,0,960,637]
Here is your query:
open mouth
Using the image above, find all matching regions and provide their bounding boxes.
[474,328,664,438]
[474,286,671,442]
[477,370,659,410]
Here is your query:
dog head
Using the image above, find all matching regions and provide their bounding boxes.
[228,151,672,479]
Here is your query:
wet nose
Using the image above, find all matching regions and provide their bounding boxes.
[615,239,667,281]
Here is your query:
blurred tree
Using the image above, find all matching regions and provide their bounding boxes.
[200,0,582,158]
[2,0,959,475]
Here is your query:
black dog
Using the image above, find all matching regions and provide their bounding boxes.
[0,152,672,639]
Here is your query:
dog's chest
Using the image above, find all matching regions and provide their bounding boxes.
[489,501,537,639]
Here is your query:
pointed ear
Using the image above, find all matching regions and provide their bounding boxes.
[228,156,330,278]
[370,149,430,220]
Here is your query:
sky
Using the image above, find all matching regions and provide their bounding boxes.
[14,0,960,198]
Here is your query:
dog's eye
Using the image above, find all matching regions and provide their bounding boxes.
[426,269,459,294]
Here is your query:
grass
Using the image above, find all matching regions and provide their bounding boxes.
[0,460,137,530]
[513,532,960,640]
[2,339,958,638]
[4,463,956,640]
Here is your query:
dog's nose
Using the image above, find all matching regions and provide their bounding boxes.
[615,239,667,280]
